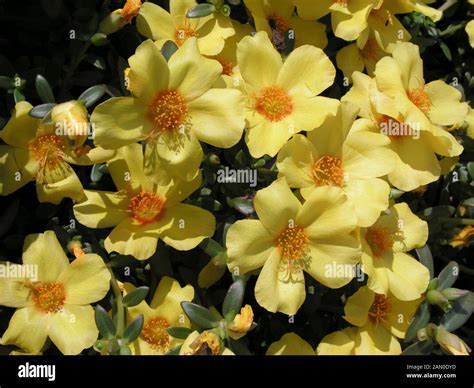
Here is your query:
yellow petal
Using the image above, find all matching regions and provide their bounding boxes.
[390,42,424,91]
[22,231,69,282]
[1,101,38,148]
[345,178,390,227]
[245,119,293,158]
[289,17,328,49]
[277,45,335,95]
[0,146,36,196]
[136,2,175,41]
[343,286,374,327]
[237,31,282,91]
[276,134,316,188]
[107,143,147,190]
[160,170,202,208]
[0,263,32,307]
[168,37,222,101]
[105,218,161,260]
[266,333,315,355]
[317,327,357,355]
[226,219,275,274]
[150,276,194,322]
[294,0,333,20]
[58,253,111,305]
[1,307,50,353]
[289,93,340,133]
[195,13,235,56]
[354,324,401,355]
[297,186,358,239]
[424,80,469,126]
[331,2,373,41]
[74,190,129,228]
[391,202,428,252]
[467,20,474,48]
[254,178,302,235]
[336,44,365,82]
[188,88,245,148]
[160,203,215,250]
[255,249,306,315]
[36,170,85,204]
[49,304,98,355]
[92,97,150,149]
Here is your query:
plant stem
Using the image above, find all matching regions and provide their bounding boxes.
[108,266,125,338]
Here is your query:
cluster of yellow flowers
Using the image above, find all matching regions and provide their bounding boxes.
[0,0,472,356]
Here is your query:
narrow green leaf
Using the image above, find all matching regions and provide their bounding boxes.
[440,292,474,332]
[90,164,104,183]
[222,278,245,318]
[164,344,182,355]
[415,245,434,279]
[78,84,106,108]
[437,261,459,290]
[200,238,224,257]
[123,286,149,307]
[405,301,431,342]
[95,305,116,339]
[186,3,215,18]
[402,339,435,355]
[439,41,452,61]
[161,40,179,61]
[166,326,192,340]
[181,302,219,329]
[35,74,55,103]
[13,88,25,103]
[123,314,144,343]
[29,103,56,119]
[228,197,255,216]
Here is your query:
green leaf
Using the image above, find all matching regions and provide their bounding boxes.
[35,74,55,103]
[166,326,192,340]
[415,245,434,279]
[227,197,255,216]
[438,41,452,61]
[404,301,431,342]
[222,278,245,318]
[0,76,12,89]
[123,314,144,343]
[29,103,56,119]
[181,302,219,329]
[186,3,216,18]
[13,88,25,103]
[78,84,106,108]
[440,292,474,332]
[95,305,116,339]
[402,339,435,355]
[90,164,104,183]
[436,261,459,290]
[467,162,474,180]
[123,286,149,307]
[161,40,179,61]
[200,238,224,257]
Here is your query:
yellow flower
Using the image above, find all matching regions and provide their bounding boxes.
[467,20,474,48]
[266,333,315,355]
[226,178,360,315]
[449,226,474,248]
[360,203,430,300]
[91,38,245,181]
[0,101,114,203]
[277,102,394,227]
[125,277,194,355]
[51,100,89,148]
[136,0,234,56]
[73,143,215,261]
[343,286,421,355]
[180,330,234,355]
[467,108,474,139]
[243,0,327,49]
[336,31,387,81]
[237,31,339,158]
[0,231,111,354]
[294,0,382,41]
[342,72,462,191]
[227,304,254,340]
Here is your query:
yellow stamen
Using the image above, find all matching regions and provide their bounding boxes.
[128,192,165,225]
[407,87,431,114]
[141,317,170,351]
[147,90,189,134]
[368,294,392,325]
[311,155,345,187]
[365,226,393,257]
[254,86,293,122]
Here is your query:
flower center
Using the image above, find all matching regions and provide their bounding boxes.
[29,134,66,166]
[30,282,66,314]
[268,14,290,33]
[174,26,199,46]
[365,226,393,257]
[147,90,189,133]
[361,35,382,62]
[254,86,293,122]
[215,57,234,76]
[368,294,392,325]
[275,225,309,261]
[128,192,165,225]
[311,155,345,187]
[407,87,431,114]
[141,317,170,351]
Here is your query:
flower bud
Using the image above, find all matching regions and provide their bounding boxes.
[442,287,470,301]
[51,100,89,147]
[426,289,451,312]
[227,304,254,340]
[435,327,471,356]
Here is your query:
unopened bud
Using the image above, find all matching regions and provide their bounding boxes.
[442,288,470,301]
